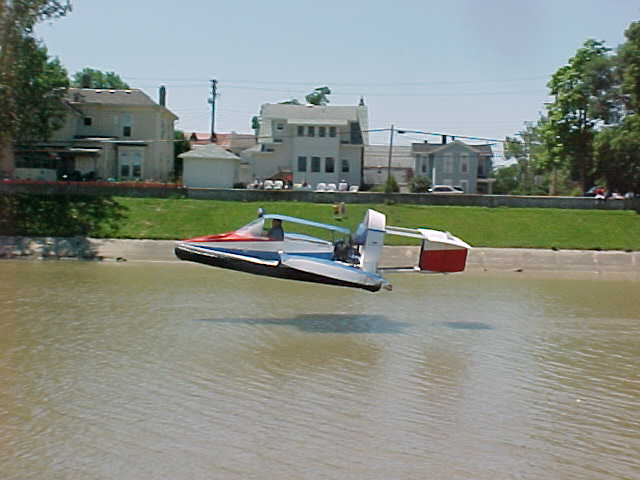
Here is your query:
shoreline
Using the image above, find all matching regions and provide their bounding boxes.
[1,236,638,281]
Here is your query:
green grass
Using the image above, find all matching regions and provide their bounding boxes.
[112,197,640,251]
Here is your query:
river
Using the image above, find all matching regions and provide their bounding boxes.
[1,261,638,479]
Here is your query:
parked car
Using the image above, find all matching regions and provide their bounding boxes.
[326,183,337,192]
[315,182,327,192]
[428,185,464,194]
[263,180,274,190]
[273,180,284,190]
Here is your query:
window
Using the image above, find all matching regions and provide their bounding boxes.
[319,126,326,137]
[123,126,132,137]
[325,157,335,173]
[421,161,426,173]
[132,164,141,177]
[297,126,304,136]
[460,155,468,174]
[276,123,284,130]
[83,117,92,126]
[121,164,130,177]
[329,126,336,137]
[444,155,453,173]
[297,156,307,172]
[308,126,315,137]
[274,138,283,143]
[311,156,320,172]
[341,159,349,173]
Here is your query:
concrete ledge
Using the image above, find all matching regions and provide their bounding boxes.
[2,237,638,280]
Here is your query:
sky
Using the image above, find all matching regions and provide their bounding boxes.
[36,0,640,162]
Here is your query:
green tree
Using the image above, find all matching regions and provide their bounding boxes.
[305,86,331,105]
[172,130,190,181]
[592,22,640,194]
[13,39,69,144]
[492,164,521,194]
[0,0,72,177]
[71,67,130,89]
[544,39,613,190]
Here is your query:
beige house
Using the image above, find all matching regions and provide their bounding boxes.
[14,87,178,182]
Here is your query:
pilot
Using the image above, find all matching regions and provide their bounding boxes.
[266,218,284,241]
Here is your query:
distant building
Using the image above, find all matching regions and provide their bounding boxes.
[14,87,178,182]
[179,143,241,189]
[363,145,414,190]
[242,102,369,187]
[412,139,495,193]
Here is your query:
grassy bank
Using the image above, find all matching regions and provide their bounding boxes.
[112,197,640,251]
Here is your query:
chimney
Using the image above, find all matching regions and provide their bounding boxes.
[159,85,166,106]
[441,135,447,144]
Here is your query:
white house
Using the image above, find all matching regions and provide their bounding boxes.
[180,143,241,188]
[242,101,369,187]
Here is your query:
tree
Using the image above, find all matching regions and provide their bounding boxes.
[592,22,640,193]
[0,0,72,177]
[13,38,69,145]
[71,67,130,89]
[172,130,190,181]
[305,86,331,105]
[544,39,613,190]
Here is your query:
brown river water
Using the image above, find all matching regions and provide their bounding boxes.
[1,261,639,479]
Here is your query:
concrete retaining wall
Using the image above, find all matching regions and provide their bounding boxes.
[1,181,638,210]
[2,237,638,280]
[187,188,638,211]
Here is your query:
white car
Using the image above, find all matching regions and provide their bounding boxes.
[428,185,464,194]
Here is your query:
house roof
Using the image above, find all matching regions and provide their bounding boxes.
[412,140,494,156]
[66,88,178,119]
[179,143,240,161]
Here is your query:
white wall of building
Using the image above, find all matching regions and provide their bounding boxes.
[183,158,238,188]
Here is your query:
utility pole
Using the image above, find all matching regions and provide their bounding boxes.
[387,124,395,186]
[208,79,218,142]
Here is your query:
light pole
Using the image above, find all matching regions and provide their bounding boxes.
[386,124,394,188]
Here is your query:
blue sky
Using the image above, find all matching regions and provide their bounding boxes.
[36,0,639,156]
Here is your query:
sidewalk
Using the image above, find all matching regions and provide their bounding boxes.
[1,237,638,280]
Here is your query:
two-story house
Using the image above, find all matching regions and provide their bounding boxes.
[243,102,369,187]
[412,138,495,193]
[14,87,178,182]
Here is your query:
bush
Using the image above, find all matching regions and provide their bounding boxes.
[409,175,431,193]
[384,176,399,194]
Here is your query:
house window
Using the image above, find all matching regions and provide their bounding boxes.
[83,117,92,126]
[297,126,304,136]
[276,123,284,130]
[274,138,283,143]
[325,157,335,173]
[121,164,130,177]
[478,162,485,177]
[311,156,320,172]
[308,126,315,137]
[319,126,326,137]
[460,155,468,174]
[297,156,307,172]
[444,155,453,174]
[341,159,349,173]
[123,126,132,137]
[329,126,336,137]
[421,161,426,173]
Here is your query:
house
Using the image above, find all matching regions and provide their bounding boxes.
[242,101,369,187]
[179,143,241,188]
[13,87,178,182]
[363,145,415,190]
[412,138,495,193]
